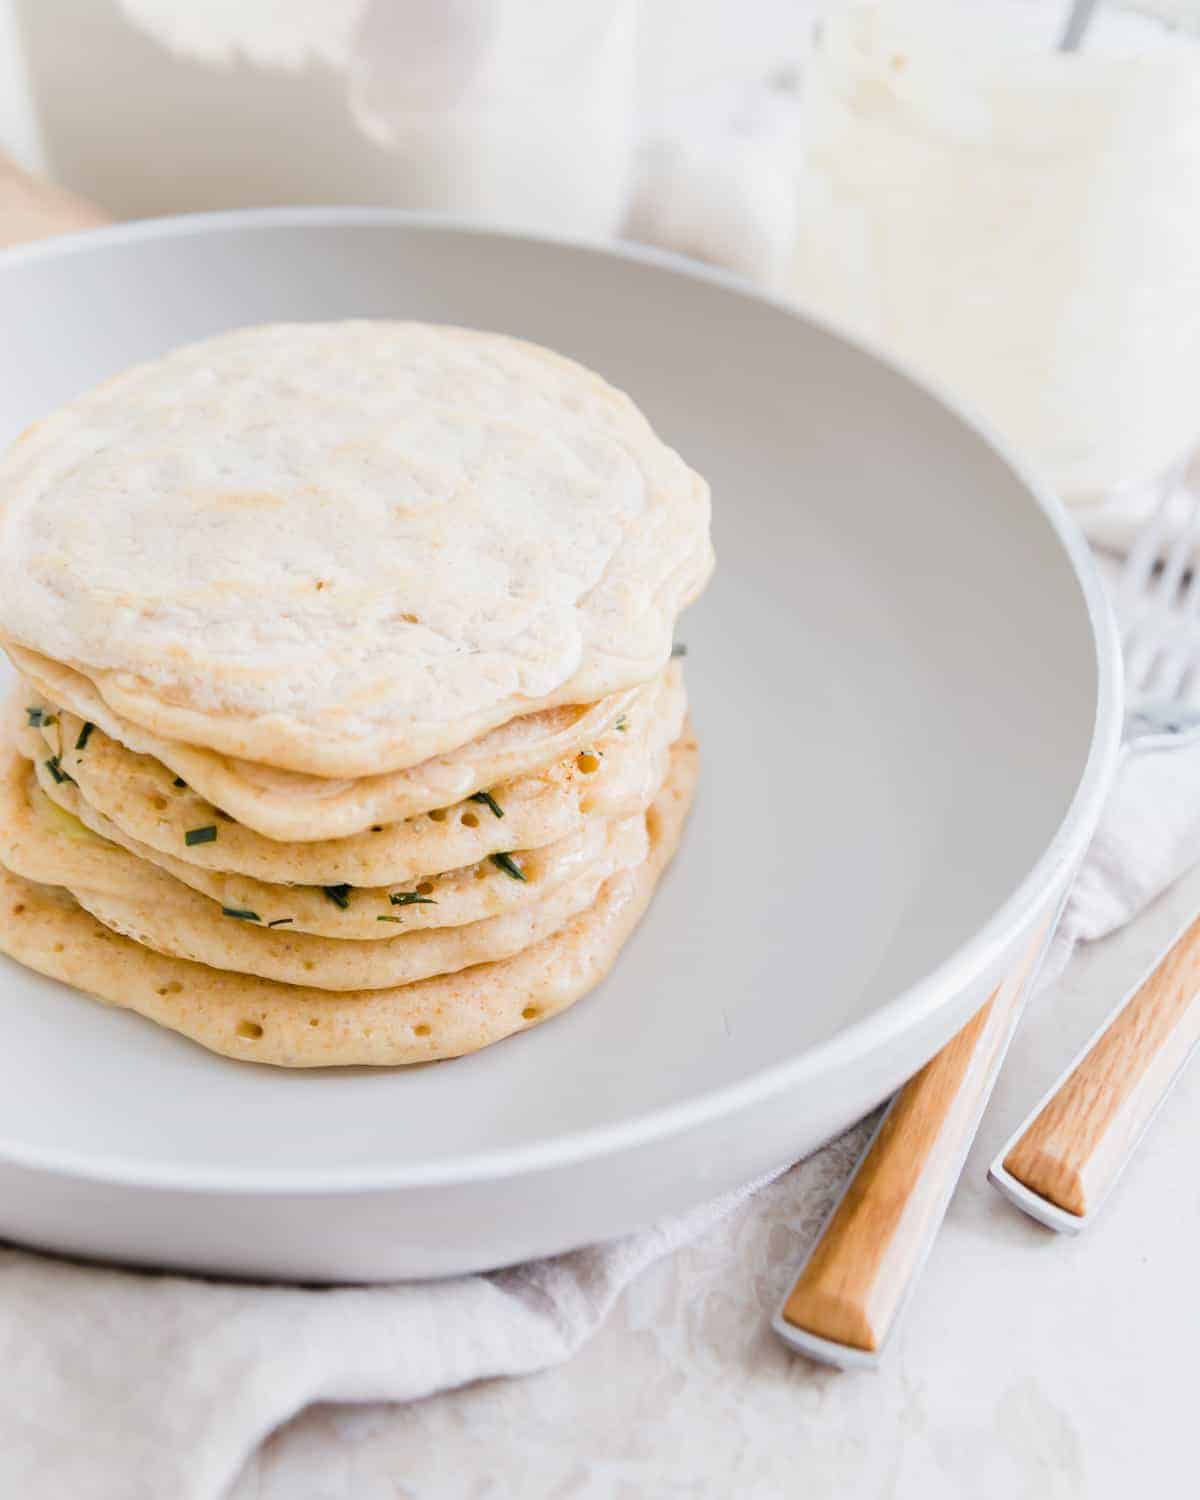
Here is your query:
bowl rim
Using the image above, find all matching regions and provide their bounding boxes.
[0,206,1124,1193]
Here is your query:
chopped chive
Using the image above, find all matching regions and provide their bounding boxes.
[75,721,94,751]
[490,852,527,882]
[615,716,628,732]
[221,907,261,923]
[377,914,404,924]
[44,756,74,786]
[267,917,294,928]
[469,790,504,819]
[184,825,218,846]
[389,890,437,907]
[26,707,49,727]
[323,883,353,909]
[670,642,688,658]
[173,777,187,789]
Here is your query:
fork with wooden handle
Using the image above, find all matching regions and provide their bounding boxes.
[989,487,1200,1233]
[772,921,1055,1368]
[775,483,1200,1364]
[990,915,1200,1232]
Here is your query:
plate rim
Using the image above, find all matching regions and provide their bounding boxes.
[0,206,1124,1193]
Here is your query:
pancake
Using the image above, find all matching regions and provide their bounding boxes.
[4,755,636,937]
[0,750,651,988]
[0,321,713,776]
[10,642,650,841]
[21,665,685,887]
[0,734,698,1065]
[70,826,646,992]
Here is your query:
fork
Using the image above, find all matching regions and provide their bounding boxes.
[989,483,1200,1232]
[773,484,1200,1366]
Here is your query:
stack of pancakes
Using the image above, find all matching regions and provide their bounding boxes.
[0,322,712,1067]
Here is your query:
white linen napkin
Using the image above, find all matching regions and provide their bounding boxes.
[4,672,1200,1500]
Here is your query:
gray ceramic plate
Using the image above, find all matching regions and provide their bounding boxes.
[0,211,1120,1280]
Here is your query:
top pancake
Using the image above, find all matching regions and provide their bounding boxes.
[0,321,712,776]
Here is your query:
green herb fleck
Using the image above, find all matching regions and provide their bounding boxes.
[469,790,504,819]
[267,917,294,928]
[173,777,187,789]
[670,642,688,658]
[25,707,51,728]
[44,756,74,786]
[323,883,353,910]
[377,914,404,924]
[75,722,94,752]
[184,825,218,847]
[389,890,437,907]
[615,716,628,732]
[221,907,261,923]
[490,852,527,882]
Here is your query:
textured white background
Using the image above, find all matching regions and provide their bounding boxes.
[2,4,1198,1496]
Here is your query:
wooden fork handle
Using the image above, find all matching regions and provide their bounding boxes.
[994,911,1200,1230]
[774,925,1047,1366]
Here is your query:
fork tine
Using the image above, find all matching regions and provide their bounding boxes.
[1120,489,1178,604]
[1119,476,1200,705]
[1181,501,1200,617]
[1154,490,1200,609]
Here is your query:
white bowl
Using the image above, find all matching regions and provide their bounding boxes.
[0,211,1121,1281]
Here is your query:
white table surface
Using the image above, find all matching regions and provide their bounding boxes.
[220,865,1200,1498]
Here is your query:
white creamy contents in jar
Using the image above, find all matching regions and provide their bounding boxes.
[792,0,1200,507]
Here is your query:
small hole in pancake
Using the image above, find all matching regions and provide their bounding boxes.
[428,808,447,822]
[402,612,420,624]
[237,1020,263,1039]
[303,961,315,972]
[53,942,64,953]
[576,752,601,774]
[309,1018,320,1028]
[315,580,327,591]
[413,1023,431,1036]
[461,811,479,828]
[151,795,168,811]
[363,1028,374,1039]
[417,881,435,895]
[11,904,24,915]
[521,1006,541,1021]
[370,825,383,833]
